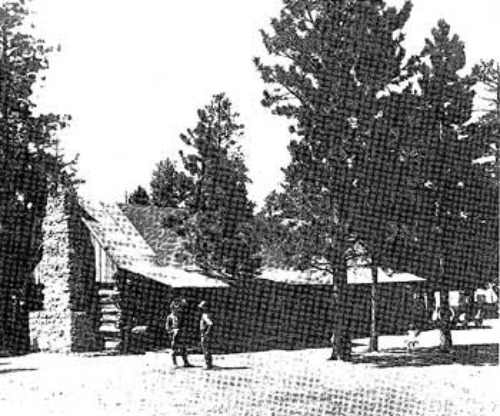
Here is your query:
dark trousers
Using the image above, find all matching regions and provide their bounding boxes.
[171,331,190,365]
[201,335,213,368]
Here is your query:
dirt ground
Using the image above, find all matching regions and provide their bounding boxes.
[0,319,498,416]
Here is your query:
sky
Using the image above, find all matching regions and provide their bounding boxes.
[10,0,500,207]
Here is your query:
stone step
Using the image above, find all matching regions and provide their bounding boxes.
[99,324,120,334]
[99,297,119,306]
[101,304,120,313]
[101,314,120,321]
[99,298,119,304]
[101,314,120,320]
[98,289,120,297]
[100,315,120,324]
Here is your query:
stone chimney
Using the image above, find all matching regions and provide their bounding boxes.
[29,188,102,352]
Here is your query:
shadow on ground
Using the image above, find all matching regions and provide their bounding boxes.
[354,343,499,368]
[451,325,492,331]
[211,366,251,371]
[0,368,37,375]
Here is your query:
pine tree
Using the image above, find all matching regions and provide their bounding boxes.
[402,20,479,350]
[0,1,72,353]
[255,0,414,358]
[128,186,150,206]
[469,59,499,291]
[150,158,192,208]
[178,93,260,281]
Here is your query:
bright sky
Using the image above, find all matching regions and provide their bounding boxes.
[12,0,500,206]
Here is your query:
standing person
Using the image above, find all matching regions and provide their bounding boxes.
[405,322,421,353]
[436,305,455,352]
[198,301,214,370]
[327,330,337,360]
[166,298,193,367]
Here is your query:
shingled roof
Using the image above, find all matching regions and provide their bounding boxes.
[79,200,423,288]
[80,200,227,288]
[118,204,190,268]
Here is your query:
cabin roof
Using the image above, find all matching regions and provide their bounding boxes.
[80,200,227,288]
[118,204,190,268]
[259,267,425,285]
[79,199,424,288]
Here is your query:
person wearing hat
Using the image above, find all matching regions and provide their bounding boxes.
[166,298,193,367]
[198,301,214,370]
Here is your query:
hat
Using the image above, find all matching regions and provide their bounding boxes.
[198,301,210,310]
[170,298,187,311]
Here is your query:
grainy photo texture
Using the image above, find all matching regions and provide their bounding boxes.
[0,0,499,415]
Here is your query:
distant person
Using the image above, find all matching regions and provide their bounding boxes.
[166,298,193,368]
[432,305,455,327]
[328,330,337,360]
[436,306,455,352]
[473,302,484,327]
[198,301,214,370]
[437,306,455,326]
[405,323,421,353]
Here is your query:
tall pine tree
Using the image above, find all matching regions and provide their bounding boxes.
[255,0,414,358]
[401,20,481,350]
[469,59,499,292]
[178,93,260,281]
[0,1,72,353]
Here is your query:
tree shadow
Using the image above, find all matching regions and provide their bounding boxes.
[452,325,492,331]
[354,343,498,368]
[210,366,251,371]
[0,368,37,375]
[171,365,204,370]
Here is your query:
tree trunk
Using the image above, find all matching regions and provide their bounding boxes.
[332,301,352,361]
[439,290,453,351]
[496,63,499,121]
[331,258,352,362]
[333,320,351,361]
[426,289,436,325]
[369,264,378,352]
